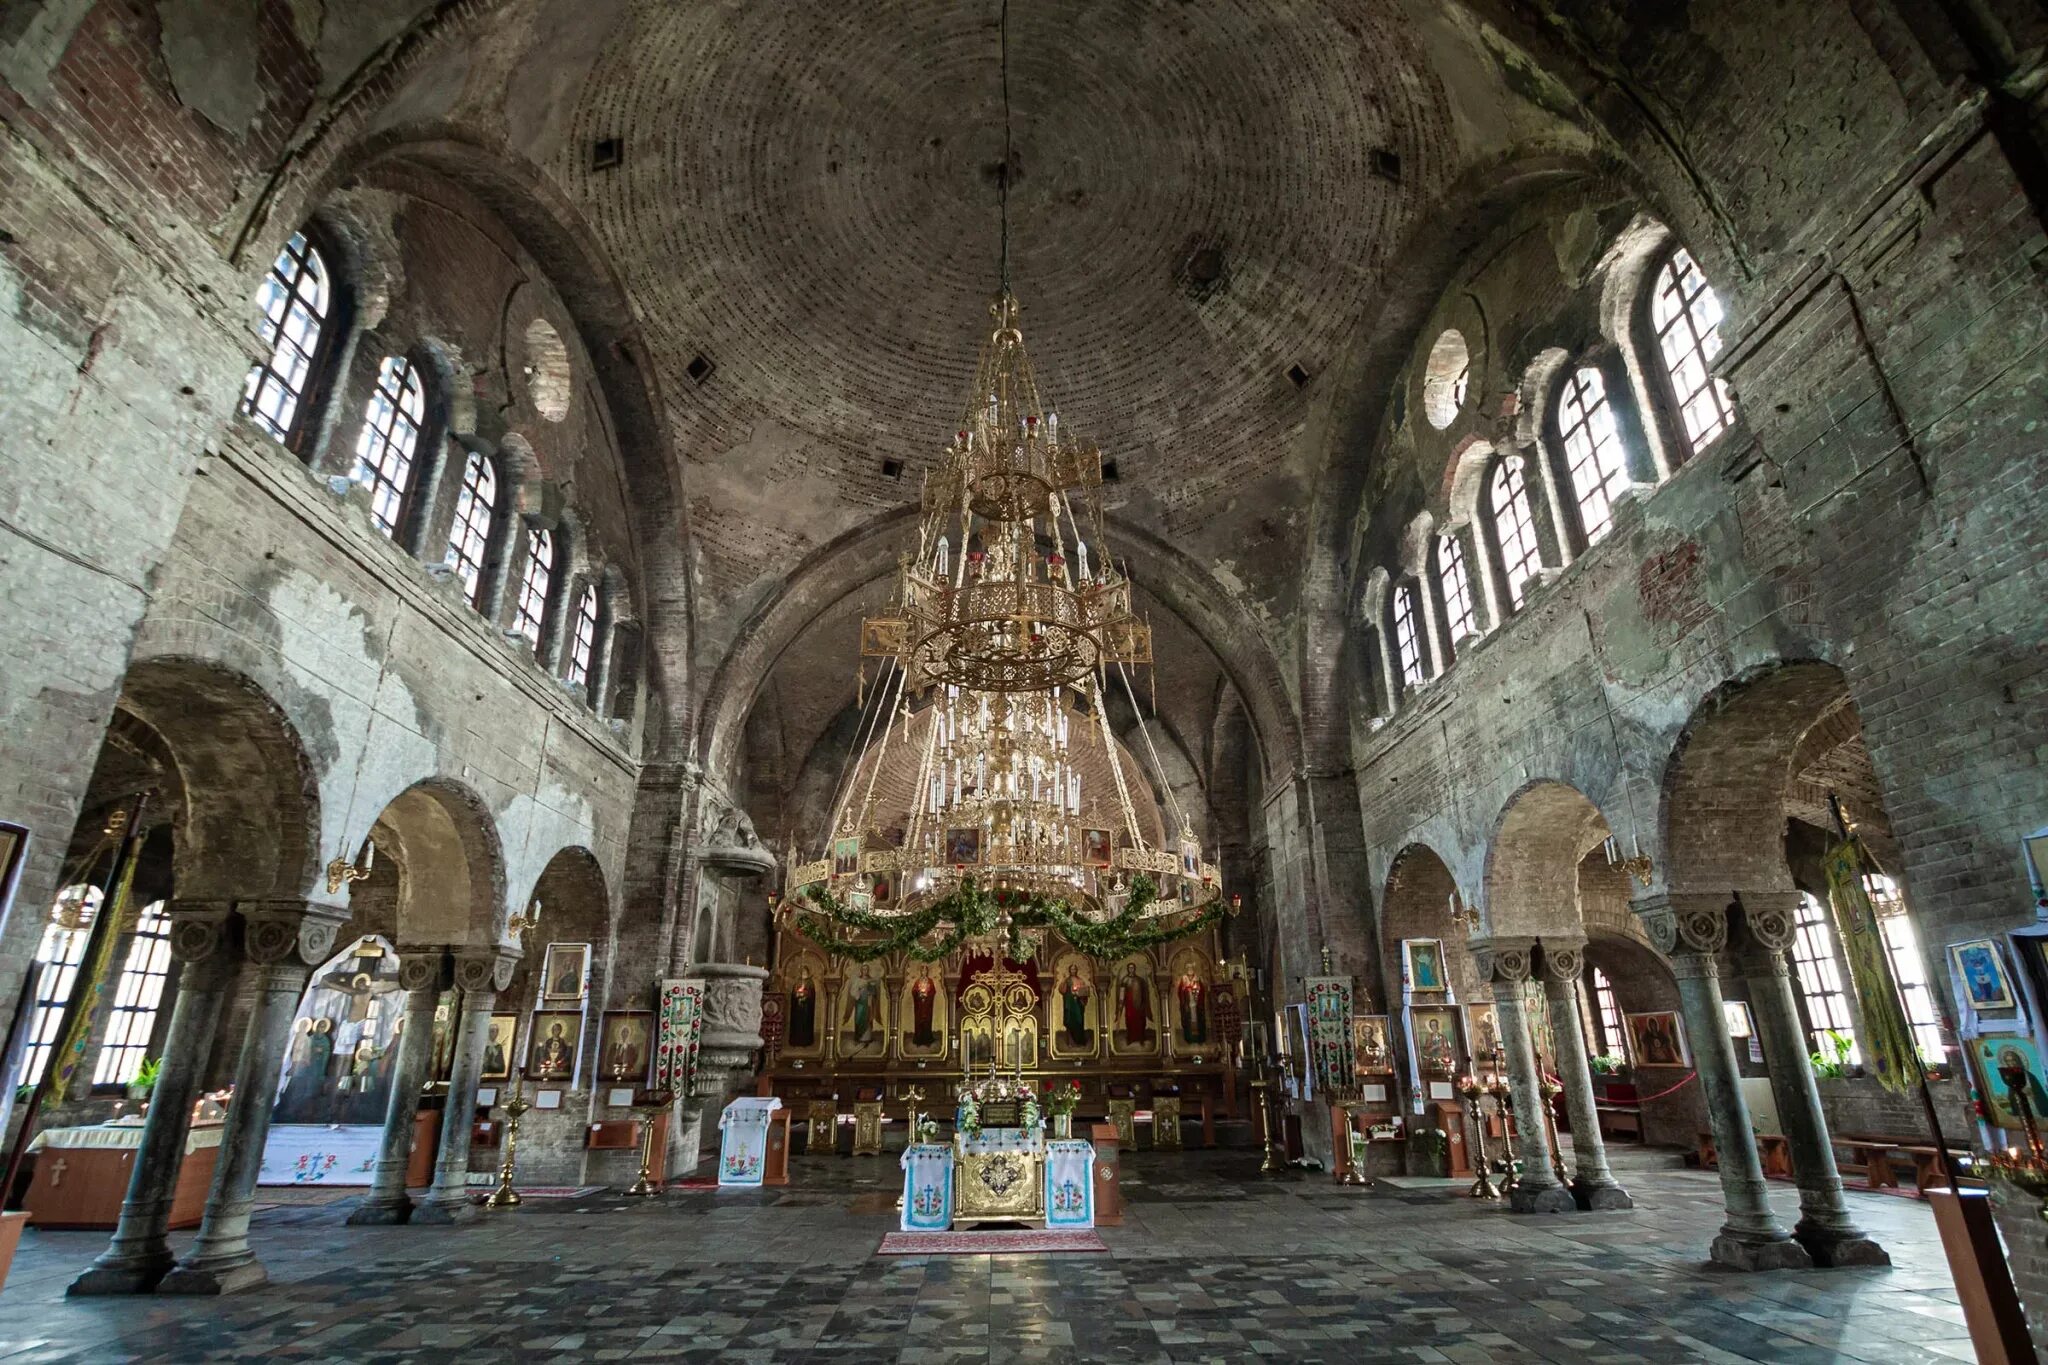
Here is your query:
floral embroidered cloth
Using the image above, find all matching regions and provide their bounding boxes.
[898,1142,954,1231]
[1043,1138,1096,1228]
[654,978,705,1096]
[716,1096,782,1186]
[957,1128,1044,1156]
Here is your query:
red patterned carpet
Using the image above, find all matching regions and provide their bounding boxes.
[876,1229,1108,1255]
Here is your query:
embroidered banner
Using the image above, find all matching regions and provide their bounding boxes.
[1044,1138,1096,1228]
[1304,976,1355,1095]
[898,1143,954,1231]
[654,978,706,1096]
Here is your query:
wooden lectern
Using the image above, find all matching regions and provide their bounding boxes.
[762,1109,792,1185]
[1089,1122,1123,1226]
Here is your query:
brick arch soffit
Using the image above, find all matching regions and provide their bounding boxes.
[284,128,691,759]
[113,655,324,903]
[1481,777,1619,940]
[518,844,614,943]
[1657,657,1854,899]
[361,774,510,950]
[697,504,1300,795]
[1296,148,1651,760]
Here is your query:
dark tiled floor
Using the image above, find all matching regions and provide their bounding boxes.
[0,1146,1975,1363]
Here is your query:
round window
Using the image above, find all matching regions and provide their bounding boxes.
[1422,328,1472,431]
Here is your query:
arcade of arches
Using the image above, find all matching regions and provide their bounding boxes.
[0,3,2045,1361]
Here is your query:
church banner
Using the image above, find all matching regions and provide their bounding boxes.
[1824,839,1920,1094]
[899,1143,954,1231]
[1305,976,1355,1095]
[655,978,706,1097]
[1044,1138,1096,1228]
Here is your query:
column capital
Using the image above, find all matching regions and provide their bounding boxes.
[1534,937,1587,983]
[1467,936,1537,984]
[1733,890,1803,956]
[237,899,351,966]
[451,947,521,993]
[1632,892,1729,957]
[396,949,451,994]
[164,900,235,963]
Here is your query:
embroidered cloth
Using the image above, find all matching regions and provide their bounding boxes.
[1043,1138,1096,1228]
[717,1096,782,1186]
[898,1142,954,1231]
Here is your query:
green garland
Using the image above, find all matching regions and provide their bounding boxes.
[795,874,1228,964]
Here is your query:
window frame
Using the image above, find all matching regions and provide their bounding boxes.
[240,227,345,455]
[353,354,430,540]
[93,900,175,1088]
[1552,363,1631,549]
[447,449,500,609]
[566,583,600,689]
[1484,454,1543,613]
[1434,531,1477,651]
[513,526,556,655]
[1645,245,1736,461]
[1866,875,1946,1064]
[1791,891,1859,1058]
[1390,578,1426,691]
[1590,965,1625,1058]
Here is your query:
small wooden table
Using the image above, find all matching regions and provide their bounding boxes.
[25,1122,222,1230]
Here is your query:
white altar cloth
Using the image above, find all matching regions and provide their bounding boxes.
[717,1096,783,1186]
[899,1143,954,1231]
[1044,1138,1096,1228]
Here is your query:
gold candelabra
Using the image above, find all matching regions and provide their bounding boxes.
[1327,1084,1372,1188]
[1459,1074,1501,1200]
[487,901,542,1209]
[1489,1076,1521,1196]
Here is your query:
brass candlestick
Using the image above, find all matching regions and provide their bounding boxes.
[1538,1068,1568,1184]
[2002,1061,2045,1162]
[487,1073,533,1209]
[626,1089,674,1197]
[1489,1077,1520,1195]
[1250,1074,1286,1174]
[1460,1076,1500,1200]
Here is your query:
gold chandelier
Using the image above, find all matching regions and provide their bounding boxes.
[781,0,1228,956]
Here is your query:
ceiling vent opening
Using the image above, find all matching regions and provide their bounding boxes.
[1370,148,1401,183]
[685,353,715,384]
[881,458,905,480]
[1287,363,1311,389]
[592,137,625,171]
[1101,459,1120,483]
[1177,239,1229,301]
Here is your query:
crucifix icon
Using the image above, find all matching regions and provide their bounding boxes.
[47,1157,68,1187]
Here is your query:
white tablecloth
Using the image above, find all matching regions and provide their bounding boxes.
[31,1123,223,1158]
[899,1143,954,1231]
[718,1096,783,1186]
[1044,1138,1096,1228]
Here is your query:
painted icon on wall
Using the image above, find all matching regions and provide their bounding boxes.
[832,836,862,877]
[525,1011,583,1081]
[482,1013,519,1082]
[1408,1004,1461,1076]
[1402,938,1447,993]
[541,942,589,1001]
[597,1010,653,1084]
[1973,1034,2048,1130]
[1625,1010,1690,1068]
[1352,1015,1392,1074]
[1949,939,2016,1011]
[1081,828,1113,867]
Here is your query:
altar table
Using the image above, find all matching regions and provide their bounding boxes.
[954,1128,1044,1225]
[25,1122,222,1230]
[718,1096,783,1186]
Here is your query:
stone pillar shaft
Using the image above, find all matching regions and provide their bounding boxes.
[1492,979,1574,1213]
[417,989,494,1221]
[347,970,443,1226]
[159,958,310,1295]
[69,943,232,1296]
[1541,971,1631,1209]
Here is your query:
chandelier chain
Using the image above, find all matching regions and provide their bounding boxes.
[999,0,1012,292]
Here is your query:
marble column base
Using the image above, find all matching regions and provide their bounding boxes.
[1573,1178,1635,1211]
[344,1194,414,1227]
[409,1195,481,1225]
[67,1252,174,1297]
[1709,1230,1814,1272]
[156,1254,267,1297]
[1509,1181,1577,1214]
[1794,1220,1890,1267]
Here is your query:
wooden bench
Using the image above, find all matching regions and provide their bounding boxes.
[1834,1138,1898,1191]
[1836,1133,1975,1198]
[1697,1130,1793,1177]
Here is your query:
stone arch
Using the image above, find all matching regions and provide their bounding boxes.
[1513,346,1574,452]
[504,845,612,1010]
[112,657,322,902]
[1659,659,1858,897]
[365,778,507,949]
[1483,779,1614,939]
[1379,843,1483,1007]
[1441,435,1496,529]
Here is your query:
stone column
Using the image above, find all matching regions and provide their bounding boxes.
[1472,938,1574,1213]
[1737,892,1889,1267]
[1640,894,1810,1271]
[1536,939,1631,1210]
[160,901,348,1296]
[414,949,517,1222]
[69,905,235,1296]
[346,950,448,1226]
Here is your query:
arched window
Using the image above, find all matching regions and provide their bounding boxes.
[1391,581,1425,689]
[353,356,426,538]
[19,885,100,1087]
[1590,966,1625,1057]
[1866,875,1945,1062]
[1487,456,1542,611]
[1792,892,1857,1057]
[93,900,173,1086]
[567,584,600,688]
[1556,366,1629,545]
[1435,533,1476,647]
[1650,246,1735,454]
[447,450,498,607]
[241,231,332,445]
[514,527,554,652]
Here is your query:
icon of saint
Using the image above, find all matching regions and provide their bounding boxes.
[789,967,817,1048]
[910,967,938,1047]
[1060,967,1092,1047]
